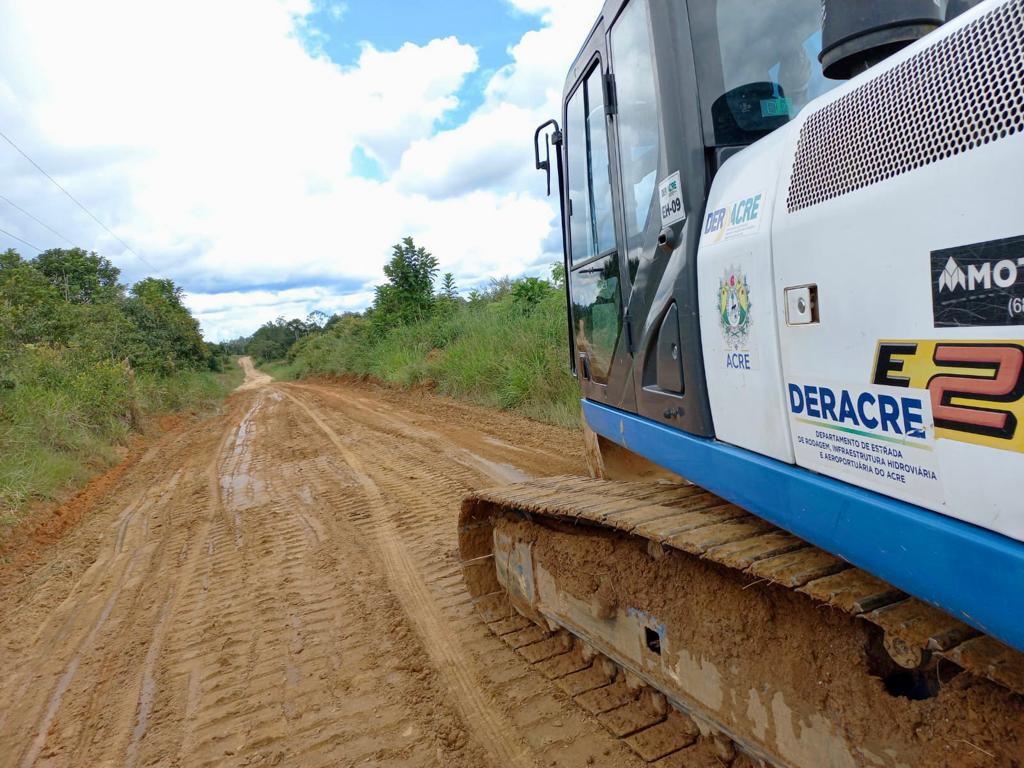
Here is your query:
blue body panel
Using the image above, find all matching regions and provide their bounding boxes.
[583,399,1024,653]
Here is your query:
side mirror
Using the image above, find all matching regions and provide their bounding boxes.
[534,119,562,197]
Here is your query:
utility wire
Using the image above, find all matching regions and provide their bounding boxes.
[0,225,42,253]
[0,128,157,271]
[0,193,75,247]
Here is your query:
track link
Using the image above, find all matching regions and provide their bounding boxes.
[458,475,1024,767]
[472,592,720,766]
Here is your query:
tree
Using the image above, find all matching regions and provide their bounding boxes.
[323,312,348,332]
[0,250,73,347]
[246,316,316,363]
[439,272,458,300]
[511,276,554,310]
[68,301,138,363]
[550,261,566,290]
[33,248,122,304]
[372,236,438,328]
[220,336,250,355]
[123,277,208,373]
[485,276,514,299]
[0,248,23,271]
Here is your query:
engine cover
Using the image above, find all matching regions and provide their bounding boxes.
[700,0,1024,542]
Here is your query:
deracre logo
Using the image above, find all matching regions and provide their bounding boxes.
[930,235,1024,327]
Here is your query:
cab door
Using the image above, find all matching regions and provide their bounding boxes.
[601,0,714,436]
[564,27,636,410]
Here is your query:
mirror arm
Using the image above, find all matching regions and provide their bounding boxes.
[533,119,561,197]
[532,117,572,373]
[551,126,572,375]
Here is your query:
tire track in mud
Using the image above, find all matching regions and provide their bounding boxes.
[121,403,243,768]
[280,389,538,768]
[282,387,643,768]
[0,366,636,768]
[0,421,227,768]
[126,388,479,768]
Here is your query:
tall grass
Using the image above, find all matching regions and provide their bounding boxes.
[0,347,240,528]
[284,292,581,427]
[260,358,302,382]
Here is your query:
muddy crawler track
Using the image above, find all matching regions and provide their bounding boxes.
[0,361,654,768]
[459,477,1024,766]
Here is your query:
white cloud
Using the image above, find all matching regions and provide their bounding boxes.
[345,37,479,171]
[397,0,602,199]
[397,103,535,198]
[186,285,374,340]
[328,2,348,21]
[0,0,602,341]
[488,0,598,111]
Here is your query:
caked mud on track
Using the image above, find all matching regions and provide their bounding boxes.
[0,363,652,768]
[460,479,1024,767]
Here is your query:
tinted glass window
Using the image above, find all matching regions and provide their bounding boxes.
[570,254,621,383]
[610,0,659,279]
[566,66,616,263]
[585,72,616,256]
[566,87,591,264]
[691,0,846,145]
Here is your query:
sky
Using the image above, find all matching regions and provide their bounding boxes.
[0,0,602,340]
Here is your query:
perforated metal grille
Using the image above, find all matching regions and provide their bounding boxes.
[787,0,1024,213]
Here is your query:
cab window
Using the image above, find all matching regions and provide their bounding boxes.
[566,62,622,384]
[567,66,616,263]
[609,0,660,280]
[570,257,621,383]
[690,0,846,145]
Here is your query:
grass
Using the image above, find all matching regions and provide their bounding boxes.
[259,358,302,381]
[281,291,582,428]
[0,350,241,533]
[137,363,245,412]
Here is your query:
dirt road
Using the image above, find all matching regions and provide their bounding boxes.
[0,358,656,768]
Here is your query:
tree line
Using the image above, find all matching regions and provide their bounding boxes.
[241,236,562,365]
[0,246,225,374]
[1,246,237,516]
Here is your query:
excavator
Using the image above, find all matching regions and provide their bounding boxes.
[459,1,1024,765]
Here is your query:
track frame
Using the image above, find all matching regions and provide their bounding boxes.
[460,477,1024,766]
[583,399,1024,654]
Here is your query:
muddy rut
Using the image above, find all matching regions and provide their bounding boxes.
[0,359,652,768]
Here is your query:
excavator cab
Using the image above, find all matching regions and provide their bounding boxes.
[538,0,846,441]
[537,1,986,438]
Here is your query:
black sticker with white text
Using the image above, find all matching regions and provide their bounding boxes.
[931,235,1024,327]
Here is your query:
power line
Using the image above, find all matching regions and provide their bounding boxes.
[0,127,157,271]
[0,225,41,253]
[0,193,75,247]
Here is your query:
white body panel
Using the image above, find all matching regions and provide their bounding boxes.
[697,130,794,463]
[701,0,1024,542]
[773,123,1024,540]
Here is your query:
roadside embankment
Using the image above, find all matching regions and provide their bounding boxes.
[0,350,241,536]
[260,287,581,428]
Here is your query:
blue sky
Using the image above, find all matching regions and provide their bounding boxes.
[337,0,539,186]
[0,0,601,339]
[309,0,541,126]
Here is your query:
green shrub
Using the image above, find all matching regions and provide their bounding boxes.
[0,348,239,529]
[0,247,235,534]
[285,278,580,428]
[0,346,239,528]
